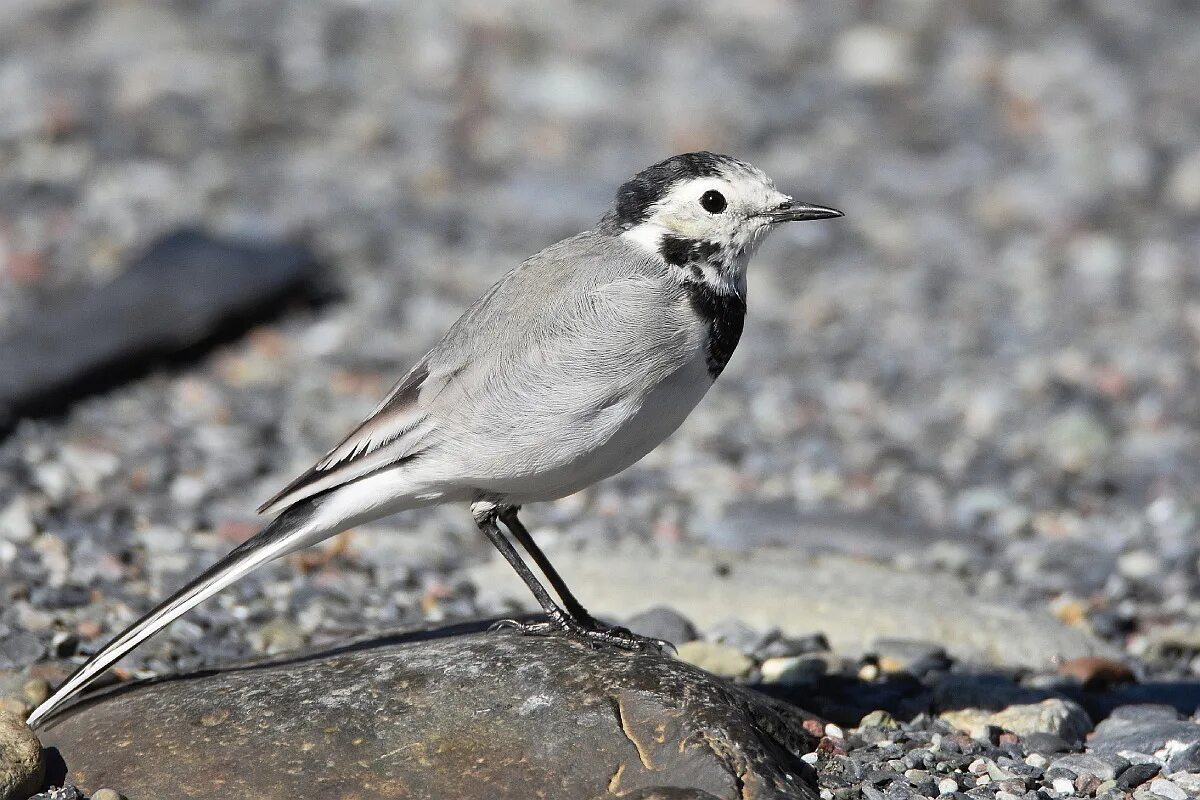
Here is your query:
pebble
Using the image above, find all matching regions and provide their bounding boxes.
[674,641,753,679]
[624,607,698,646]
[0,697,30,720]
[869,638,952,675]
[1051,753,1128,781]
[0,710,43,800]
[707,619,777,654]
[90,790,126,800]
[21,679,49,707]
[939,699,1093,746]
[1116,763,1163,791]
[759,655,826,685]
[1168,742,1200,772]
[1147,778,1188,800]
[1167,773,1200,795]
[1051,777,1075,794]
[1091,709,1200,757]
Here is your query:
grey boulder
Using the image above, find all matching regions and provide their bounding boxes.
[36,623,818,800]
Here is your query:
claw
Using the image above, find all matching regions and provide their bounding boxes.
[487,614,670,653]
[488,618,526,633]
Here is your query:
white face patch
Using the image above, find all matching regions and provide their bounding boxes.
[620,167,791,263]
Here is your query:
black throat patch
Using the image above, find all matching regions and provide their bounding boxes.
[659,234,722,269]
[682,278,746,379]
[657,234,745,379]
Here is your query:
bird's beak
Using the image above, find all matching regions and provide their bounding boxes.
[767,201,844,223]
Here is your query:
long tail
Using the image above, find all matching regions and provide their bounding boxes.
[27,500,327,728]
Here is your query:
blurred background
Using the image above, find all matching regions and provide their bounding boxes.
[2,0,1199,681]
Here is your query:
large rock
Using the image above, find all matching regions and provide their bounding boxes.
[0,229,322,430]
[470,542,1117,669]
[0,711,43,800]
[36,623,818,800]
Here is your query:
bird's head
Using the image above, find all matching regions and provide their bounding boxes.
[604,152,841,293]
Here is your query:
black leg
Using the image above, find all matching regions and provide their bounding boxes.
[471,502,566,620]
[497,506,597,625]
[471,501,660,651]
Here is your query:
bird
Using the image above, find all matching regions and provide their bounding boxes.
[28,151,841,727]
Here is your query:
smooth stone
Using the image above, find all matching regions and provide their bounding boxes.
[624,606,699,646]
[708,619,778,654]
[759,657,826,686]
[939,699,1093,746]
[0,229,322,430]
[0,711,43,800]
[36,623,818,800]
[1021,732,1071,754]
[1090,711,1200,758]
[1148,779,1187,800]
[1167,741,1200,772]
[674,641,755,679]
[1050,753,1128,781]
[1109,705,1181,723]
[1166,773,1200,795]
[469,543,1117,670]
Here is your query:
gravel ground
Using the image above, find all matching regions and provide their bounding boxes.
[2,1,1200,797]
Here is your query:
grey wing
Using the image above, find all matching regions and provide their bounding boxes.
[256,271,517,516]
[257,356,437,515]
[258,230,677,515]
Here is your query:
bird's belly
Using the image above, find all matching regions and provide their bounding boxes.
[474,351,714,503]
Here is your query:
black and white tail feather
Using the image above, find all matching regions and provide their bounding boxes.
[26,151,841,727]
[26,502,325,727]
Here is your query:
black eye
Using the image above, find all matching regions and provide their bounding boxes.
[700,190,727,214]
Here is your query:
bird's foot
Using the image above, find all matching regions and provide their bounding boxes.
[489,614,671,653]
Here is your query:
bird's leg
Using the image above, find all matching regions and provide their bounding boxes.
[497,506,599,626]
[472,502,657,651]
[496,505,671,653]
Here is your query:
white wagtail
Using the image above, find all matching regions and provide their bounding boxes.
[28,152,841,726]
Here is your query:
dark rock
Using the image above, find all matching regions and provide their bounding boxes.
[36,623,819,800]
[0,230,323,430]
[1021,732,1070,754]
[1089,710,1200,757]
[624,606,699,646]
[1114,762,1160,790]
